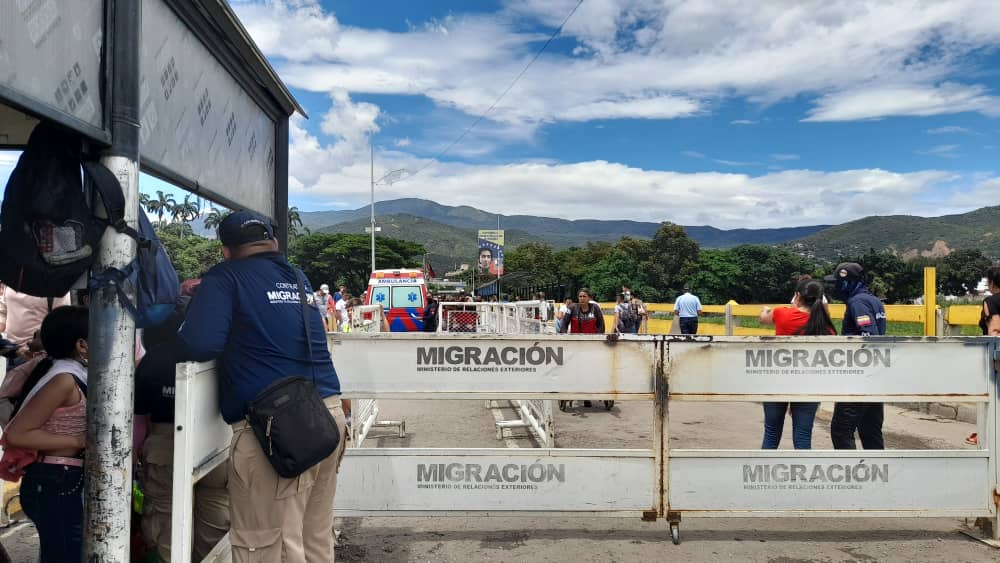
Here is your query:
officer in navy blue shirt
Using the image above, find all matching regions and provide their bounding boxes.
[178,210,346,562]
[825,262,886,450]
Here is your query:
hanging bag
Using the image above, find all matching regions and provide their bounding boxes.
[244,267,340,478]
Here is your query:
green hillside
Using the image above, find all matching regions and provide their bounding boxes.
[788,206,1000,261]
[317,213,544,272]
[301,198,829,249]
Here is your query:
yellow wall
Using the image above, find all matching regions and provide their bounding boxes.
[597,302,984,336]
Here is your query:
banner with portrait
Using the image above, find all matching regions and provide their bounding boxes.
[477,230,504,276]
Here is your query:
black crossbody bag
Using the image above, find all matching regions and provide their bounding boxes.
[245,268,341,478]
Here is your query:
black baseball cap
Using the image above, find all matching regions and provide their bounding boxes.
[823,262,864,282]
[218,210,276,248]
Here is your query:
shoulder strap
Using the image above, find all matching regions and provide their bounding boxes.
[293,269,315,383]
[82,160,142,241]
[70,374,87,398]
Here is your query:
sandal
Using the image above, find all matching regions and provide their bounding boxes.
[965,433,978,445]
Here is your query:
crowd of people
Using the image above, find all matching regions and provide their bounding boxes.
[0,204,996,561]
[0,211,347,562]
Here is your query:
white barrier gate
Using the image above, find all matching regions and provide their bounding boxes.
[664,336,999,541]
[436,302,554,446]
[343,305,405,446]
[169,335,1000,562]
[171,362,231,562]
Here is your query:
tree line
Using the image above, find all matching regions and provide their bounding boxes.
[502,223,992,304]
[156,213,990,305]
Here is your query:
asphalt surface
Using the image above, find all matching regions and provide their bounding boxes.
[2,400,994,562]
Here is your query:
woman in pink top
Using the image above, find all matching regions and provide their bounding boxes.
[5,306,88,562]
[758,280,836,449]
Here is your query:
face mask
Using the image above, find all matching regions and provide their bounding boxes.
[831,278,855,299]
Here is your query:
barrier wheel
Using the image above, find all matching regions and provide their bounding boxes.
[670,523,680,545]
[604,400,614,411]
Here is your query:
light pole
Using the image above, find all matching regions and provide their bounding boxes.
[368,142,408,273]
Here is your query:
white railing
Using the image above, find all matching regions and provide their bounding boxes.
[341,304,405,446]
[435,301,555,445]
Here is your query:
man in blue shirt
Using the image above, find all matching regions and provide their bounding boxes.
[674,284,702,334]
[825,262,887,450]
[179,211,346,562]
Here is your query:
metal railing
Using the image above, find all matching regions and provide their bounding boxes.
[434,301,555,446]
[169,334,1000,560]
[340,304,405,446]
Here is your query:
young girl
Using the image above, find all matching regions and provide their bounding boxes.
[5,306,89,562]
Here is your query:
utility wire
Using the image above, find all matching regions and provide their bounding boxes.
[401,0,585,181]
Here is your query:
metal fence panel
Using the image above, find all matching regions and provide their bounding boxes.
[337,305,405,445]
[667,337,992,402]
[668,450,992,515]
[336,448,655,515]
[171,361,232,562]
[328,334,655,399]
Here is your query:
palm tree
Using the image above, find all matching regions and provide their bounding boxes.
[288,206,304,239]
[147,190,176,226]
[168,195,200,238]
[139,192,151,211]
[203,208,231,238]
[178,195,201,223]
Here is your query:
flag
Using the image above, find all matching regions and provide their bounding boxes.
[425,259,436,279]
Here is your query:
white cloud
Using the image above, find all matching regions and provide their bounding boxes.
[804,83,1000,122]
[287,141,986,228]
[227,0,1000,231]
[231,0,340,62]
[926,125,973,134]
[916,144,960,157]
[770,153,800,161]
[320,90,381,143]
[236,0,1000,130]
[712,159,758,167]
[555,95,701,121]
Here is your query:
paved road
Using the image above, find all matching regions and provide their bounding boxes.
[2,400,994,561]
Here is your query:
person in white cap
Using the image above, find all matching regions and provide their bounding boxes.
[317,284,333,332]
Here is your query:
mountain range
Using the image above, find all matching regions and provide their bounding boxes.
[300,198,1000,270]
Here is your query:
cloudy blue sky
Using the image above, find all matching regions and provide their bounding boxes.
[8,0,1000,229]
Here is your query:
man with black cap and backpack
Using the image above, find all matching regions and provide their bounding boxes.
[824,262,887,450]
[179,211,345,562]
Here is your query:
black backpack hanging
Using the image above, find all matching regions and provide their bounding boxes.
[0,122,136,298]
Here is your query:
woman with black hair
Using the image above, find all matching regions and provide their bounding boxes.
[758,280,836,449]
[558,288,608,411]
[5,306,89,562]
[980,266,1000,336]
[967,266,1000,446]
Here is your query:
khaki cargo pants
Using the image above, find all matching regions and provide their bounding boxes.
[141,423,231,562]
[228,396,347,563]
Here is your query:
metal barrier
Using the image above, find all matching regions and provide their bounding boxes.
[171,361,231,562]
[328,333,1000,545]
[169,334,1000,561]
[663,335,999,545]
[435,302,555,445]
[437,301,548,335]
[342,305,405,446]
